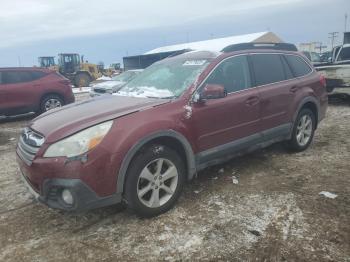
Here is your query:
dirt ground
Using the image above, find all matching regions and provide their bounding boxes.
[0,92,349,262]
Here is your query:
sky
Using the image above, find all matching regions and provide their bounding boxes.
[0,0,349,67]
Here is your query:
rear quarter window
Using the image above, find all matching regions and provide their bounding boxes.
[31,71,47,80]
[284,55,312,78]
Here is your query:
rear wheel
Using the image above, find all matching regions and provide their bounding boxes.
[124,145,185,217]
[74,73,90,87]
[287,108,316,152]
[40,94,64,113]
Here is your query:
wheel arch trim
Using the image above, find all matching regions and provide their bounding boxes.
[116,130,196,195]
[293,96,320,122]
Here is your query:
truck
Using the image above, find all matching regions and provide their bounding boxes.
[315,43,350,92]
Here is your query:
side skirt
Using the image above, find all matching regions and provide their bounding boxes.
[195,123,292,171]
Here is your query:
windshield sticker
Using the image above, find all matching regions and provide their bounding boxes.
[183,60,207,66]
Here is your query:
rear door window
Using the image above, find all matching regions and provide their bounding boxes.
[251,54,286,86]
[205,55,252,93]
[284,55,312,77]
[281,56,294,80]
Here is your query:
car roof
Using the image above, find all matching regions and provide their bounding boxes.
[156,48,303,66]
[0,67,52,72]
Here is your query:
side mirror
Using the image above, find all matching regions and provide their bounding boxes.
[198,84,227,101]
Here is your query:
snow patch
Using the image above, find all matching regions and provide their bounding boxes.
[72,87,91,94]
[91,80,123,89]
[97,76,112,81]
[115,86,174,98]
[319,191,338,199]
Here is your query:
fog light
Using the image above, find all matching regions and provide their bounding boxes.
[61,189,74,205]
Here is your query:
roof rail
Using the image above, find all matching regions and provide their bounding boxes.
[221,42,298,53]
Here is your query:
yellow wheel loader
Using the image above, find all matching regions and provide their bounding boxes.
[58,53,102,87]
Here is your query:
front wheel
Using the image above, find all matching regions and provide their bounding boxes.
[124,145,185,217]
[287,108,316,152]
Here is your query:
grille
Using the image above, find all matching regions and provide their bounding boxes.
[17,128,44,166]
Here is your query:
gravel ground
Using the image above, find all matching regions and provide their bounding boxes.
[0,92,349,261]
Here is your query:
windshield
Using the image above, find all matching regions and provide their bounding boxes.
[111,71,137,82]
[116,59,209,98]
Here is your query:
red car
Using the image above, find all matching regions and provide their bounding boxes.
[16,43,328,217]
[0,67,75,118]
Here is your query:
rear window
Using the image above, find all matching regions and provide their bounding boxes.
[1,70,46,84]
[251,54,286,86]
[284,55,312,77]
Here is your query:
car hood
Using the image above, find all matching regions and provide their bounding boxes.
[30,95,170,143]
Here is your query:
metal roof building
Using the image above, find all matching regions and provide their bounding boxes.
[123,31,283,70]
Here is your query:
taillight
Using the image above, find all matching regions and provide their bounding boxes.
[319,74,326,88]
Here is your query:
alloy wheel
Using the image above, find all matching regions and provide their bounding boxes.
[137,158,178,208]
[44,98,62,111]
[296,114,313,146]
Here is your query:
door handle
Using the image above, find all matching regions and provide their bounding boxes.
[290,85,299,93]
[245,96,259,106]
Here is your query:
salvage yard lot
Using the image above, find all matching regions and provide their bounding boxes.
[0,93,349,261]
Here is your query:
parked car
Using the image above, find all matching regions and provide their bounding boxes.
[0,67,75,118]
[315,44,350,92]
[302,51,321,64]
[16,43,327,217]
[89,69,142,97]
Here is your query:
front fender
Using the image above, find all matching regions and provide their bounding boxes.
[115,129,196,194]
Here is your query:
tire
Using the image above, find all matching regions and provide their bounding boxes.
[74,73,90,87]
[40,94,64,113]
[287,108,316,152]
[124,144,186,218]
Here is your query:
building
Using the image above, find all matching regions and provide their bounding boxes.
[123,31,283,70]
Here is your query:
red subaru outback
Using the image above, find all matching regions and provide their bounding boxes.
[0,67,74,118]
[16,43,328,217]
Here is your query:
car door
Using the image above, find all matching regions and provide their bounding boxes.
[191,55,261,162]
[250,53,298,139]
[0,70,37,115]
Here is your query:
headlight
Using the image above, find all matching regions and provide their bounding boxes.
[44,121,113,158]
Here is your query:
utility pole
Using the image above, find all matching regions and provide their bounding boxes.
[17,56,22,67]
[313,42,327,54]
[345,13,348,32]
[328,32,339,50]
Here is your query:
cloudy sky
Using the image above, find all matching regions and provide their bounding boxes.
[0,0,348,66]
